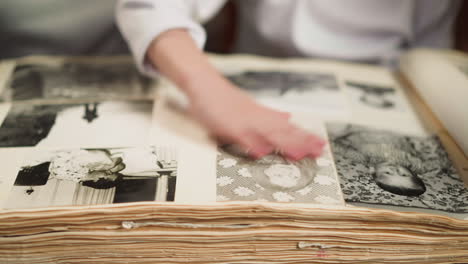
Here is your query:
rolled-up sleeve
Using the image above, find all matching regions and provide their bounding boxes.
[116,0,207,76]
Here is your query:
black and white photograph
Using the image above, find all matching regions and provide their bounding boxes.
[225,70,348,113]
[4,146,177,209]
[0,101,153,148]
[327,122,468,213]
[0,60,154,102]
[216,145,343,205]
[344,80,407,111]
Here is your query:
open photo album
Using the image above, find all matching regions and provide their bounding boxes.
[0,49,467,263]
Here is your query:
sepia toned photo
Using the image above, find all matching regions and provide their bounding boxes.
[5,146,177,209]
[216,144,343,205]
[327,122,468,213]
[0,59,154,102]
[0,101,153,148]
[226,70,347,112]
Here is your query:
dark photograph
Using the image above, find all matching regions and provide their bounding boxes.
[0,61,154,102]
[225,70,347,112]
[327,122,468,213]
[346,81,396,108]
[5,146,177,209]
[216,145,343,204]
[344,80,407,111]
[227,71,339,95]
[0,101,153,148]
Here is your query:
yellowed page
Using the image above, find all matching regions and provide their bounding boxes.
[400,49,468,156]
[148,94,218,203]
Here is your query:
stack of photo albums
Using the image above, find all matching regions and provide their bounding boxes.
[0,50,467,263]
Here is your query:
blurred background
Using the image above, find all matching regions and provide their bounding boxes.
[0,0,467,59]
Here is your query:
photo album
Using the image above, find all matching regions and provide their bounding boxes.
[0,50,467,263]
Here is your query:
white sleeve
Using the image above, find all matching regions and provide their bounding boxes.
[116,0,226,76]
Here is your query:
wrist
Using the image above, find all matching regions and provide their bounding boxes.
[181,69,238,103]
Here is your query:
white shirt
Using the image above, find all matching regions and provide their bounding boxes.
[116,0,460,74]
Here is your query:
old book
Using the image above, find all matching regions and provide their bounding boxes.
[0,50,467,263]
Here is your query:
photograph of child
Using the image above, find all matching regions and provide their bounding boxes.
[327,122,468,214]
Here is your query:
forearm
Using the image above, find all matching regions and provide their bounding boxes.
[147,29,234,101]
[117,1,325,160]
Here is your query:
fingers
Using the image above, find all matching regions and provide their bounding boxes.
[250,106,325,160]
[188,84,324,161]
[111,157,123,165]
[221,130,274,159]
[218,121,325,161]
[263,124,326,161]
[108,157,126,173]
[108,162,126,173]
[238,133,274,159]
[276,111,291,120]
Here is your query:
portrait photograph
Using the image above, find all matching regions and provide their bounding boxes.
[216,144,343,205]
[327,122,468,214]
[4,146,177,209]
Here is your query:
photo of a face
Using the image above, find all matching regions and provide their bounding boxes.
[327,122,468,213]
[375,164,413,183]
[249,154,317,192]
[216,144,343,204]
[264,164,301,188]
[373,163,426,197]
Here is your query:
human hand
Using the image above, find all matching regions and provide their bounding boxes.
[188,78,326,160]
[105,157,126,174]
[85,151,126,177]
[86,157,125,181]
[146,29,325,160]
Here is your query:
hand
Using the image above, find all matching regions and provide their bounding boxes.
[85,150,126,175]
[188,78,326,160]
[86,157,125,182]
[105,157,126,174]
[147,29,325,160]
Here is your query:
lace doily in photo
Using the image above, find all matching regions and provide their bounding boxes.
[48,149,116,182]
[216,146,344,205]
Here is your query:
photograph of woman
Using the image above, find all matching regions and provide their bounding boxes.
[5,146,178,209]
[327,123,468,213]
